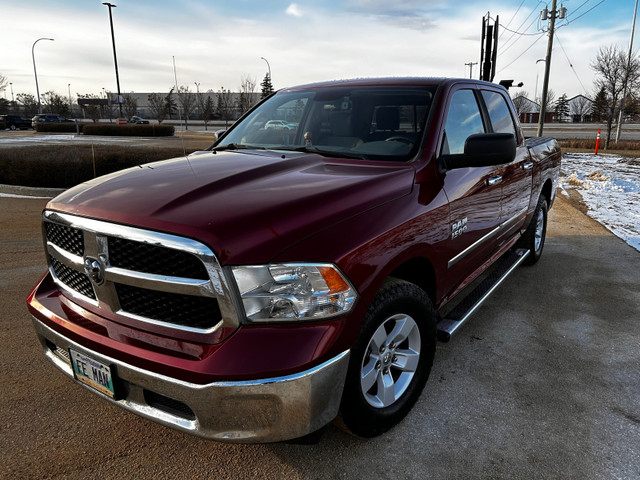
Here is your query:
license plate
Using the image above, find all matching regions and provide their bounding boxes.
[69,349,116,398]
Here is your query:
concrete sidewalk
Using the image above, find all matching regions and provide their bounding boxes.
[1,193,639,479]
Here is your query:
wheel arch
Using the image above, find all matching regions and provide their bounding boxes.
[388,257,437,305]
[540,178,553,204]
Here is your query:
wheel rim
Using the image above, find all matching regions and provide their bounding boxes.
[534,208,545,252]
[360,313,421,408]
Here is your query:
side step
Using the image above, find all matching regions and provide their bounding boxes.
[437,248,530,342]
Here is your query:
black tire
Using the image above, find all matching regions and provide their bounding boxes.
[340,278,437,437]
[10,124,16,131]
[518,195,548,265]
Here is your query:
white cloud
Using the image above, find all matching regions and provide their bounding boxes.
[0,0,626,100]
[286,3,302,17]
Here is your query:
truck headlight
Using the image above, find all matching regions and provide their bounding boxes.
[231,263,357,322]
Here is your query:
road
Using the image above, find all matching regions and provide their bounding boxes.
[521,122,640,140]
[1,192,640,480]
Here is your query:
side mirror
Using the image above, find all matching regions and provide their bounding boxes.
[441,133,516,170]
[214,128,227,141]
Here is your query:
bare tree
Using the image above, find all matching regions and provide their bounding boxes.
[591,45,640,148]
[511,91,530,116]
[217,87,235,127]
[571,95,592,122]
[122,93,138,119]
[0,73,8,94]
[177,85,197,130]
[102,91,117,122]
[16,93,38,117]
[197,92,215,130]
[148,89,176,124]
[238,74,257,114]
[42,91,70,117]
[537,89,556,119]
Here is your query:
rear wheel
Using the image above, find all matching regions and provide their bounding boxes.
[518,195,548,265]
[340,278,437,437]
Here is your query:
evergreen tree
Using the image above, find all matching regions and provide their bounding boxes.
[554,94,569,122]
[591,87,609,123]
[260,73,274,99]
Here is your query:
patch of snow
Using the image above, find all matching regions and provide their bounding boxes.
[0,193,52,199]
[0,135,154,146]
[560,153,640,252]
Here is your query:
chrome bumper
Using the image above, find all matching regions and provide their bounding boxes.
[32,318,350,443]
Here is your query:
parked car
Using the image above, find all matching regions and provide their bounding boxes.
[128,116,150,124]
[264,119,295,130]
[28,77,561,443]
[31,114,72,128]
[0,115,32,130]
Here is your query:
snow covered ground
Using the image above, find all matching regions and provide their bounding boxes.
[560,153,640,252]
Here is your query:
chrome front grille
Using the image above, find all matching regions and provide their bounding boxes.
[50,257,96,300]
[43,211,238,335]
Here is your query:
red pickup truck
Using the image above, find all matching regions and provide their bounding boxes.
[28,78,560,442]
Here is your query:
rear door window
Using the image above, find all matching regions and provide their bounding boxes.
[481,90,517,137]
[442,89,485,155]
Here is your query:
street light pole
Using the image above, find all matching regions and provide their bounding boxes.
[615,0,638,142]
[32,37,54,114]
[103,3,123,117]
[261,56,271,84]
[10,82,14,103]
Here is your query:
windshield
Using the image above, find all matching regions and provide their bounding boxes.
[215,85,435,161]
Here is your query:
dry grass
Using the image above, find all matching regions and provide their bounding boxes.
[559,138,640,157]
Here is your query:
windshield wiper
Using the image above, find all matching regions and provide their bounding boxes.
[277,146,368,160]
[212,143,265,152]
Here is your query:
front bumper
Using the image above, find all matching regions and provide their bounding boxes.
[32,317,350,443]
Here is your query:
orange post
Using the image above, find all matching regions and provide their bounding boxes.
[595,129,601,155]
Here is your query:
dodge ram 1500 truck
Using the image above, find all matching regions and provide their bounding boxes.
[27,78,560,442]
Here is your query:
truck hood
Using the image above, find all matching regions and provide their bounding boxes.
[48,150,415,264]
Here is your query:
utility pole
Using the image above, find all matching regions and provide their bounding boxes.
[103,3,123,117]
[537,0,566,137]
[615,0,638,142]
[465,62,478,79]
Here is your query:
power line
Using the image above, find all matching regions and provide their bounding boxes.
[499,3,545,54]
[554,33,589,95]
[496,32,546,73]
[499,0,527,39]
[563,0,606,25]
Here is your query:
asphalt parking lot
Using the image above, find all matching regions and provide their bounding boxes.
[1,192,639,480]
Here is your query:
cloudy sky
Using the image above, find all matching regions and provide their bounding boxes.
[1,0,635,102]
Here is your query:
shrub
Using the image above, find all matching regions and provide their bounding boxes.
[0,144,197,188]
[82,124,174,137]
[35,122,82,133]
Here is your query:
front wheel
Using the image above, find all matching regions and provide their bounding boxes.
[518,195,548,265]
[340,278,437,437]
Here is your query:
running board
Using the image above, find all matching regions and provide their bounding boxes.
[437,248,530,342]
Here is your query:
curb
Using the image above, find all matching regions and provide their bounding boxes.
[0,183,65,198]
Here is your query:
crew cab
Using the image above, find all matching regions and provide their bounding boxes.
[27,78,560,442]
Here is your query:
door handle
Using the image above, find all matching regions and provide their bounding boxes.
[488,176,502,186]
[523,162,534,170]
